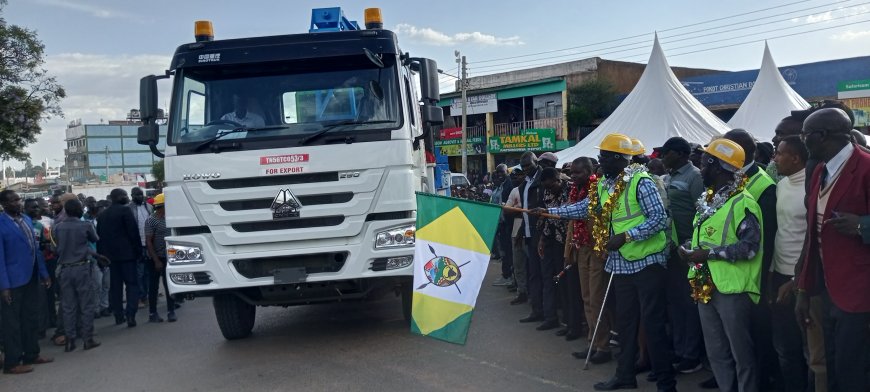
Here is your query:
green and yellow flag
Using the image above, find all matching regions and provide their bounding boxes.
[411,193,502,345]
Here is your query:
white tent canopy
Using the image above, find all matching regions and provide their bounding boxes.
[726,42,810,143]
[556,35,728,166]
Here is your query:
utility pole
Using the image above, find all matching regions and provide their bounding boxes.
[105,145,109,182]
[459,54,468,178]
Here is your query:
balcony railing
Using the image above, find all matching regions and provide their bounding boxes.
[494,117,564,138]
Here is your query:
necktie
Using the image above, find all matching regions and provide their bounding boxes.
[820,164,829,190]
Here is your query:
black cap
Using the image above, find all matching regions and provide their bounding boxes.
[656,137,692,155]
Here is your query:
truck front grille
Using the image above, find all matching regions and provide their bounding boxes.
[207,172,338,190]
[232,252,348,279]
[231,216,344,232]
[219,192,354,211]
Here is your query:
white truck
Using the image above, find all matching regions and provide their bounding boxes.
[136,7,443,339]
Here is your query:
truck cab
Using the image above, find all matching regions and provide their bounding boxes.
[137,8,443,339]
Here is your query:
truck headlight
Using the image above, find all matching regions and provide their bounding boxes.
[375,225,415,249]
[167,243,204,264]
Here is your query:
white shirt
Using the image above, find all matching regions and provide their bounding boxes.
[773,170,806,275]
[219,111,266,139]
[134,204,150,246]
[823,143,854,184]
[506,187,523,238]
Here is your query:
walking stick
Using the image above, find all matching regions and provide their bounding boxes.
[584,268,615,371]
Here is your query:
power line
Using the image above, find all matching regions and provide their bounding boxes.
[472,0,858,70]
[473,11,870,75]
[472,0,823,64]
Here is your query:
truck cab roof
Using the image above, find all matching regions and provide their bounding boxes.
[170,29,401,71]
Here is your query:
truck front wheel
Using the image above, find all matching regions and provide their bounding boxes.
[213,294,256,340]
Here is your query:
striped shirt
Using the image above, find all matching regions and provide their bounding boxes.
[145,216,169,258]
[547,176,669,275]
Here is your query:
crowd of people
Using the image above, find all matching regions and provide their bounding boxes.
[485,102,869,391]
[0,187,177,375]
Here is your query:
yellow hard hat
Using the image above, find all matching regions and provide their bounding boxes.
[153,193,165,206]
[631,138,646,155]
[596,133,635,156]
[704,139,745,171]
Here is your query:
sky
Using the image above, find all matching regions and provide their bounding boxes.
[4,0,870,169]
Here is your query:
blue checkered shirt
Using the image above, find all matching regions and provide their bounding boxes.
[548,176,670,275]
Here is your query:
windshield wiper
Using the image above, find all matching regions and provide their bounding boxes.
[193,125,289,152]
[298,120,394,146]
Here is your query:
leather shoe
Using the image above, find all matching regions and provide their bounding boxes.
[114,315,126,325]
[519,313,544,323]
[589,350,613,365]
[83,339,101,350]
[572,349,594,360]
[3,365,33,375]
[565,331,582,341]
[65,339,77,352]
[510,294,527,305]
[555,328,569,336]
[536,319,560,331]
[646,371,657,382]
[127,317,137,328]
[24,356,53,365]
[593,377,637,391]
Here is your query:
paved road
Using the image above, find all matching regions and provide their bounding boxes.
[0,262,709,391]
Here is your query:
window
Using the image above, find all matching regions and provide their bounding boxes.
[404,77,416,127]
[87,138,122,152]
[122,152,154,166]
[121,126,139,137]
[86,125,122,137]
[122,137,149,151]
[88,153,123,167]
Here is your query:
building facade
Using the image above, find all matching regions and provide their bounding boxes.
[65,119,166,183]
[435,57,719,174]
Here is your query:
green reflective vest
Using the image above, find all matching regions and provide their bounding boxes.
[745,168,775,201]
[598,172,668,262]
[689,191,764,303]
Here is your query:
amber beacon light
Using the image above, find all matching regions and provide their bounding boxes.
[364,8,383,29]
[195,20,214,42]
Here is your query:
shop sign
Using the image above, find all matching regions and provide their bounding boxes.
[450,93,498,115]
[434,136,483,146]
[838,79,870,99]
[488,128,557,153]
[439,143,486,156]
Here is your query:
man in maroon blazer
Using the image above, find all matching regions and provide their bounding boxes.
[795,108,870,392]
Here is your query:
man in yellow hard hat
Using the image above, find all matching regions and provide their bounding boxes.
[534,133,675,391]
[144,194,176,323]
[678,138,763,392]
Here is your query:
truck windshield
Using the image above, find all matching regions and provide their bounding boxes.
[169,56,401,146]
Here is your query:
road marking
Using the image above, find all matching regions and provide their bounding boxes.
[437,348,583,391]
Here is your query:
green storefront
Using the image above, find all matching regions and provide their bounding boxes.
[488,128,573,166]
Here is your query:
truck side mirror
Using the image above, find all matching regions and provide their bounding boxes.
[139,75,159,123]
[412,58,444,126]
[138,74,165,158]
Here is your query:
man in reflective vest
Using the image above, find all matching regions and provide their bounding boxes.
[722,129,778,391]
[535,133,674,392]
[679,139,763,392]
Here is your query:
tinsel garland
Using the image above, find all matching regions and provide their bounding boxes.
[688,172,748,304]
[587,164,647,256]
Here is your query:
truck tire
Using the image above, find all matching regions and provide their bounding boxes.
[400,281,413,325]
[213,294,256,340]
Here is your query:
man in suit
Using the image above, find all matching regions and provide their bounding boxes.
[795,108,870,392]
[0,190,53,375]
[516,152,546,325]
[98,189,142,327]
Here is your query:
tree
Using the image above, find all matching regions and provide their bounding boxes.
[0,0,66,160]
[23,158,33,177]
[152,159,164,183]
[566,79,618,139]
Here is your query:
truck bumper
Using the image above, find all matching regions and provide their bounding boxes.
[164,219,415,302]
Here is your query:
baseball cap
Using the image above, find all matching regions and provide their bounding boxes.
[655,137,691,155]
[539,152,559,164]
